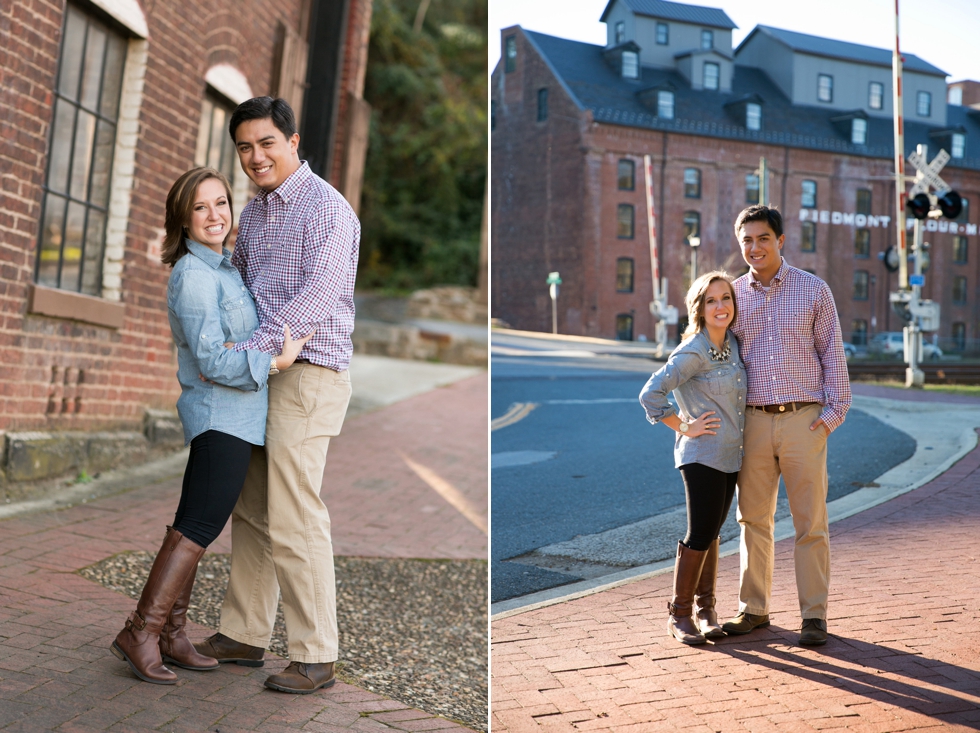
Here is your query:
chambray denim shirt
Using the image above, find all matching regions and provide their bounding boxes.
[168,240,273,446]
[638,330,748,473]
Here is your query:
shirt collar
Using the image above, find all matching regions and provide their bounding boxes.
[186,239,229,269]
[263,160,312,205]
[748,257,789,289]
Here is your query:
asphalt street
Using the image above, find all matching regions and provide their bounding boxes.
[490,335,917,604]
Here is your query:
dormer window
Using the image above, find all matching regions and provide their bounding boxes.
[869,82,884,110]
[746,103,761,131]
[917,91,932,117]
[656,22,668,45]
[704,63,719,91]
[615,21,625,45]
[818,74,833,103]
[952,133,966,158]
[701,30,713,50]
[657,90,674,119]
[622,51,638,79]
[851,118,868,145]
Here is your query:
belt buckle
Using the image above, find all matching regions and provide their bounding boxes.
[778,404,787,413]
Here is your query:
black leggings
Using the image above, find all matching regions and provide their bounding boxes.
[172,430,254,548]
[678,463,738,552]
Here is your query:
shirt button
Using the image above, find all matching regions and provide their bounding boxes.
[240,300,244,304]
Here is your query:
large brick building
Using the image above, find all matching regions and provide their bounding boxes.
[0,0,371,483]
[491,0,980,349]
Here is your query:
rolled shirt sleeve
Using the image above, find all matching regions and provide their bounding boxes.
[639,350,703,424]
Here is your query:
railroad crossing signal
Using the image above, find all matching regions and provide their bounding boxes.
[905,148,962,220]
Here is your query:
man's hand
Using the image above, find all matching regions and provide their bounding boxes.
[809,417,828,435]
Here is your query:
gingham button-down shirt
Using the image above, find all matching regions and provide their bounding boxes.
[231,162,360,371]
[731,259,851,432]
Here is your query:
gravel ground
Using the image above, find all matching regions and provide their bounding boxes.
[81,553,488,731]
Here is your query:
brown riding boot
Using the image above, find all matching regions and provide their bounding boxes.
[667,541,707,645]
[695,537,725,639]
[159,558,219,671]
[111,527,207,684]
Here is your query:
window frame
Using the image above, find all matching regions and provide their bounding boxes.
[953,275,968,303]
[745,173,760,204]
[617,204,635,239]
[745,103,761,131]
[615,21,625,45]
[917,90,932,117]
[856,188,872,215]
[854,228,870,258]
[817,74,833,103]
[801,180,817,209]
[703,62,720,91]
[952,133,966,159]
[869,81,884,110]
[656,22,668,45]
[615,314,634,341]
[683,168,701,199]
[537,87,548,122]
[621,51,639,79]
[617,159,635,191]
[953,235,968,264]
[616,257,635,293]
[853,270,870,300]
[657,90,674,119]
[505,36,517,73]
[851,117,868,145]
[801,221,816,253]
[683,210,701,241]
[700,30,713,50]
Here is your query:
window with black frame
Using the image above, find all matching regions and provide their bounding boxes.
[36,4,127,296]
[801,221,816,252]
[195,94,238,183]
[616,258,634,293]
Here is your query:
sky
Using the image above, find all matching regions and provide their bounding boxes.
[488,0,980,83]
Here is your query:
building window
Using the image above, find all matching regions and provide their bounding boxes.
[701,30,713,50]
[856,189,872,215]
[817,74,833,103]
[622,51,639,79]
[656,22,668,45]
[683,211,700,240]
[505,36,517,73]
[616,258,634,292]
[684,168,701,198]
[952,133,966,159]
[853,270,869,300]
[618,159,635,190]
[615,21,625,45]
[802,180,817,208]
[657,90,674,119]
[957,197,970,223]
[746,103,761,131]
[617,204,634,238]
[801,221,816,252]
[195,95,237,184]
[953,276,968,303]
[36,5,127,295]
[951,235,968,264]
[949,86,963,105]
[537,88,548,122]
[851,319,868,346]
[746,173,759,204]
[854,228,870,258]
[615,314,634,341]
[851,118,868,145]
[869,82,884,110]
[916,91,932,117]
[952,322,967,350]
[703,62,719,91]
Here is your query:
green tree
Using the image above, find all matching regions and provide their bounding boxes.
[359,0,487,291]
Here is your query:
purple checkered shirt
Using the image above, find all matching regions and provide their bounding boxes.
[231,162,359,371]
[730,259,851,432]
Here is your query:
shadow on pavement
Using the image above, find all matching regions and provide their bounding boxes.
[704,631,980,729]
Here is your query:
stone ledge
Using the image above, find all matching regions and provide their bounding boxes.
[352,320,487,366]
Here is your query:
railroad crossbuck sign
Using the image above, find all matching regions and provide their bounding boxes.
[906,148,950,198]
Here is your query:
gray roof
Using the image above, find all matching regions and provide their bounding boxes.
[517,30,980,170]
[738,25,947,77]
[600,0,736,30]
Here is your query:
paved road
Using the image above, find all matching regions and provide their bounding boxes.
[491,333,917,603]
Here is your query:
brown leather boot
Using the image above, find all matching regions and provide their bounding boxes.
[667,541,707,645]
[695,537,725,639]
[159,559,219,671]
[111,527,207,684]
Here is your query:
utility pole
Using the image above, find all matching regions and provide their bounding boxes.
[758,157,769,206]
[643,154,678,356]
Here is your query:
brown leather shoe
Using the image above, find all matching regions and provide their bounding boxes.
[695,538,725,639]
[667,541,707,645]
[799,618,828,646]
[159,560,219,671]
[193,632,265,667]
[721,612,771,635]
[264,662,336,694]
[111,527,207,684]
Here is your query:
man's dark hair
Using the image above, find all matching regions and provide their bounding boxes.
[734,205,783,239]
[228,96,297,142]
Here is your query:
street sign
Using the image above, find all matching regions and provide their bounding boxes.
[909,274,924,286]
[546,271,562,286]
[907,148,951,197]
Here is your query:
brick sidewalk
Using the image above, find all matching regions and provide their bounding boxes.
[491,428,980,732]
[0,373,486,731]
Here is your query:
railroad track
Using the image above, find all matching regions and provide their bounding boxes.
[849,361,980,384]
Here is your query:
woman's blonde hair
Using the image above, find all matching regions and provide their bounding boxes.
[160,167,234,267]
[682,270,737,339]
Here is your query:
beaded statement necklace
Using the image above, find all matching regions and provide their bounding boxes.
[707,338,731,362]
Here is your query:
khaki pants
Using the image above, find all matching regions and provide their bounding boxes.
[219,363,352,662]
[735,403,830,620]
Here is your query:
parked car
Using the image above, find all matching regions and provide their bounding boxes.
[868,331,943,360]
[842,342,856,360]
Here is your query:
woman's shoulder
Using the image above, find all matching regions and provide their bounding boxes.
[672,332,710,358]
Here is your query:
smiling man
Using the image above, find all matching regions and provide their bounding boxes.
[192,97,359,693]
[723,205,850,647]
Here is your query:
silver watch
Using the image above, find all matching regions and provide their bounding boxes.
[268,355,280,375]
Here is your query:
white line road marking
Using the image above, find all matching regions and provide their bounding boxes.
[399,452,487,534]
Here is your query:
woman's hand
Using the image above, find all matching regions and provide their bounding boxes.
[684,410,721,437]
[275,323,315,371]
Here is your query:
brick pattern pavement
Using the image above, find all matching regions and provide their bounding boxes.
[491,429,980,732]
[0,373,487,731]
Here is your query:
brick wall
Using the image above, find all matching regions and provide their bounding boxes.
[0,0,370,435]
[491,30,980,343]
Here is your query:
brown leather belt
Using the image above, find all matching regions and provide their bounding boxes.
[749,401,818,414]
